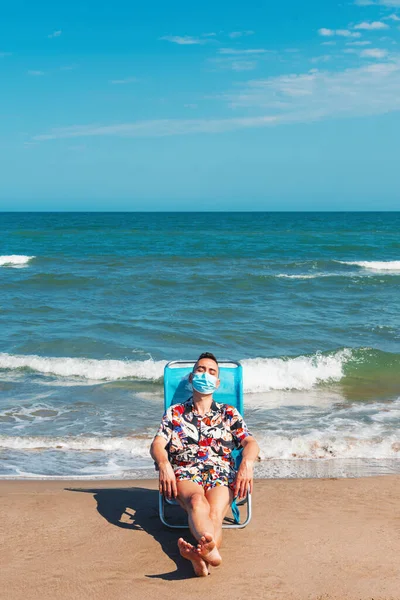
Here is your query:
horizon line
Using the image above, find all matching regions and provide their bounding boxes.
[1,210,400,214]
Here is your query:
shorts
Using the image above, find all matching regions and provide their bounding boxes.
[174,463,236,493]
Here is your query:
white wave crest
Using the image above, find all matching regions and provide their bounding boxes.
[276,274,319,280]
[242,350,351,392]
[0,353,166,381]
[2,430,400,462]
[257,433,400,460]
[338,260,400,272]
[0,434,150,456]
[0,255,34,267]
[0,350,352,390]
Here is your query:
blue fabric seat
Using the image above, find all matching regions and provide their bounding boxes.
[158,360,252,529]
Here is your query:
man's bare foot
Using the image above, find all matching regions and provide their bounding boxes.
[178,538,209,577]
[196,532,222,567]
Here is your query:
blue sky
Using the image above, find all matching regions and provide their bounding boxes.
[1,0,400,210]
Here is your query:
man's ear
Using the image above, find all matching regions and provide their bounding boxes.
[216,378,220,389]
[188,372,193,383]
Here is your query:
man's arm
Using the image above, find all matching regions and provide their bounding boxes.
[234,436,259,500]
[150,436,178,499]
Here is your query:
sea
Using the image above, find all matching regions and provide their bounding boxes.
[1,211,400,480]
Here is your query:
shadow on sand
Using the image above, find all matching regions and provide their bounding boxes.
[65,485,194,580]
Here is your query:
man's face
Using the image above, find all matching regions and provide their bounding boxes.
[189,357,220,386]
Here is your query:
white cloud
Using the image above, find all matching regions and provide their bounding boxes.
[48,30,62,38]
[32,116,279,141]
[109,77,138,84]
[211,48,270,71]
[31,55,400,141]
[219,48,267,55]
[310,55,332,63]
[361,47,388,57]
[160,35,204,45]
[202,32,217,37]
[318,28,334,36]
[346,40,372,45]
[184,103,198,108]
[228,31,254,38]
[355,0,400,5]
[354,21,389,30]
[318,28,361,38]
[224,59,400,118]
[28,70,44,76]
[209,57,259,71]
[336,29,361,37]
[231,61,257,71]
[321,41,337,46]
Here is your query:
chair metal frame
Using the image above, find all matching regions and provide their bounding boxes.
[158,360,252,529]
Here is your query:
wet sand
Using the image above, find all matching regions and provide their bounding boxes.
[1,476,399,600]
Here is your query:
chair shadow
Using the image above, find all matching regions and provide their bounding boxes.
[65,486,195,580]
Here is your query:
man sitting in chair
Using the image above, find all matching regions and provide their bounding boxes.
[150,352,259,577]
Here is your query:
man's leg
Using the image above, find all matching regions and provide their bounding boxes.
[205,484,233,548]
[175,479,210,577]
[176,480,215,541]
[177,480,222,568]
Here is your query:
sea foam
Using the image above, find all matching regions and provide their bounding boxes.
[1,430,400,460]
[0,353,166,381]
[338,260,400,272]
[241,350,351,393]
[0,350,351,391]
[0,434,150,456]
[256,432,400,460]
[0,255,34,267]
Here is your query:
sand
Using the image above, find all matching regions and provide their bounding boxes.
[1,476,399,600]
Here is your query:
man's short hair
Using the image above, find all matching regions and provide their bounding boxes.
[195,352,219,372]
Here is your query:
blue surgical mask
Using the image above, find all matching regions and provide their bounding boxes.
[191,372,218,395]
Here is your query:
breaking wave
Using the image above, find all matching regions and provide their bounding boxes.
[0,255,34,267]
[1,430,400,460]
[338,260,400,272]
[0,435,150,456]
[1,348,400,392]
[0,353,166,382]
[241,350,351,392]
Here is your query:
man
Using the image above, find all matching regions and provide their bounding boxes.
[150,352,259,577]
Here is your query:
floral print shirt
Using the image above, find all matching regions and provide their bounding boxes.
[155,398,252,471]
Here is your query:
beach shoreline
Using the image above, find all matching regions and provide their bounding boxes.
[1,475,399,600]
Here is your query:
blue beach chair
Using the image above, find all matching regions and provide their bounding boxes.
[158,360,252,529]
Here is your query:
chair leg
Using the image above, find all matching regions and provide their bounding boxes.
[222,492,252,529]
[159,493,188,529]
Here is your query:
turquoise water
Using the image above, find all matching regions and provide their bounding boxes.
[1,212,400,478]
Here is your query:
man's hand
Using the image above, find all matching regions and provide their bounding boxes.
[234,459,254,500]
[150,436,177,499]
[158,461,178,499]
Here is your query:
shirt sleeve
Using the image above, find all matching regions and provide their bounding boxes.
[227,406,252,447]
[154,408,173,443]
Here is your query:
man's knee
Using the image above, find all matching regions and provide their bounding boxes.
[209,506,226,523]
[187,492,208,512]
[208,492,231,522]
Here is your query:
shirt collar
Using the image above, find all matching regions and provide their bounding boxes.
[184,397,220,417]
